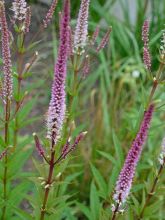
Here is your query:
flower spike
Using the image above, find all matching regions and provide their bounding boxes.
[43,0,58,28]
[33,133,45,157]
[11,0,28,22]
[24,6,31,33]
[113,104,154,210]
[96,27,112,52]
[47,0,70,145]
[0,1,13,101]
[142,20,151,71]
[74,0,90,54]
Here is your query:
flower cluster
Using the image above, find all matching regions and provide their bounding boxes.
[113,104,154,209]
[43,0,58,28]
[158,137,165,165]
[61,131,87,159]
[160,29,165,58]
[47,0,70,144]
[96,27,112,52]
[142,20,151,71]
[24,6,31,33]
[74,0,90,54]
[11,0,28,22]
[0,1,13,101]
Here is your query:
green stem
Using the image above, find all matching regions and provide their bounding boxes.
[2,99,10,220]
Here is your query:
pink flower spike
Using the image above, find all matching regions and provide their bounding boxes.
[96,27,112,52]
[47,0,70,144]
[33,133,45,157]
[91,25,100,45]
[143,47,151,71]
[24,6,31,33]
[71,131,87,150]
[11,0,27,22]
[113,104,154,209]
[142,20,151,71]
[142,20,149,46]
[74,0,90,53]
[0,149,8,160]
[43,0,58,28]
[0,1,13,101]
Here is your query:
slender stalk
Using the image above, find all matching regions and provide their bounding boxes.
[40,150,55,220]
[2,99,10,220]
[110,194,121,220]
[138,161,164,219]
[13,34,24,149]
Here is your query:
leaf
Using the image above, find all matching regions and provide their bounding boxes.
[90,163,108,199]
[112,130,124,167]
[90,181,100,220]
[97,150,117,165]
[76,202,92,220]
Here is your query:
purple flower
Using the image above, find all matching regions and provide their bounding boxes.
[158,137,165,165]
[0,1,13,101]
[47,0,70,144]
[96,27,112,52]
[33,133,45,157]
[91,25,100,45]
[43,0,58,28]
[74,0,90,54]
[142,20,151,71]
[113,104,154,207]
[24,6,31,33]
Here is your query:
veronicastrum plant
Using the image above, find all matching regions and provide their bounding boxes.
[0,0,110,219]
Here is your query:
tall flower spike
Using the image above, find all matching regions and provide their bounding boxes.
[24,6,31,33]
[43,0,58,28]
[113,104,154,209]
[11,0,27,22]
[96,27,112,52]
[47,0,70,144]
[142,20,151,71]
[74,0,90,54]
[158,137,165,165]
[0,1,13,101]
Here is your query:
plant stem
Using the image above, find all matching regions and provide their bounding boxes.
[2,99,10,220]
[138,161,164,219]
[13,48,24,149]
[111,194,122,220]
[40,150,55,220]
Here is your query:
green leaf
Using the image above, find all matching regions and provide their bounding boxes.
[90,181,100,220]
[112,131,124,167]
[90,163,108,199]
